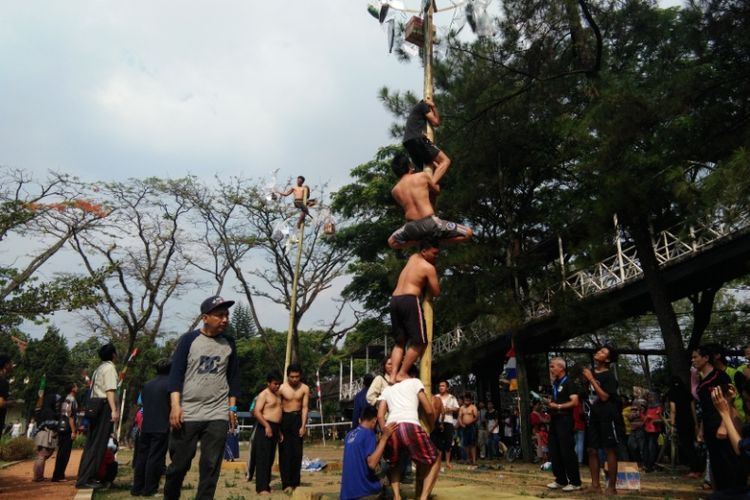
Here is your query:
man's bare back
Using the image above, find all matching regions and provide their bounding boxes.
[392,252,439,298]
[391,172,436,221]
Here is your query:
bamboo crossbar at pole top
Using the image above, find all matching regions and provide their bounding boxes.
[381,0,470,15]
[284,188,308,383]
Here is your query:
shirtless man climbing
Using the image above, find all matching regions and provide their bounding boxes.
[388,153,471,249]
[277,176,316,227]
[253,372,283,496]
[388,239,440,383]
[278,364,310,493]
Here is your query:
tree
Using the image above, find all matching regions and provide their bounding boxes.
[0,168,108,328]
[15,326,72,415]
[569,0,750,385]
[184,176,359,367]
[230,303,257,339]
[335,0,750,389]
[71,177,194,354]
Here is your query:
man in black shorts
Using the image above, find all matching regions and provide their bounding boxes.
[403,96,450,173]
[582,345,620,495]
[388,153,472,249]
[277,176,316,228]
[388,239,440,383]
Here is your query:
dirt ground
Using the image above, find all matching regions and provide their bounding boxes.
[0,448,83,500]
[88,442,711,500]
[0,443,713,500]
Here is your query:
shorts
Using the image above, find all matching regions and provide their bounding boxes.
[403,136,441,168]
[586,418,620,450]
[430,422,454,452]
[390,295,427,346]
[460,423,477,447]
[386,422,438,466]
[389,215,470,247]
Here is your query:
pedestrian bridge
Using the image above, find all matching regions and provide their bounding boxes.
[340,205,750,395]
[432,205,750,364]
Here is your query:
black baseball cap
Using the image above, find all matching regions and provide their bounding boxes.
[200,295,235,314]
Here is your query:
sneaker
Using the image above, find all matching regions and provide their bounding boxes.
[547,482,564,489]
[562,484,582,492]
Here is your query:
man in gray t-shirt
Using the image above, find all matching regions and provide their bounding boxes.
[164,295,241,500]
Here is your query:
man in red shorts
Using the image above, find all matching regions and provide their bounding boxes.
[377,365,440,500]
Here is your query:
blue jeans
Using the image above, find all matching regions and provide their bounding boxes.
[488,433,501,458]
[575,430,585,464]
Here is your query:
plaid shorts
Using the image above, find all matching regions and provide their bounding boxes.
[386,422,438,466]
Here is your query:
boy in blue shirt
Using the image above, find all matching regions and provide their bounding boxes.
[341,405,397,500]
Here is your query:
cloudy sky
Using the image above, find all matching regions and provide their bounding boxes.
[0,1,426,186]
[1,1,431,340]
[1,0,684,341]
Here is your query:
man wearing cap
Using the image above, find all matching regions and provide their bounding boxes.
[164,296,241,500]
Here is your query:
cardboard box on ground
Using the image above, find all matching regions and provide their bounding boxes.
[603,461,641,491]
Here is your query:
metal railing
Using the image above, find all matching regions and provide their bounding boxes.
[433,206,750,357]
[534,208,749,314]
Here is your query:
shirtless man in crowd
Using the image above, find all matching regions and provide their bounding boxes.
[458,394,479,465]
[278,364,310,494]
[388,239,441,383]
[388,153,471,249]
[253,372,283,496]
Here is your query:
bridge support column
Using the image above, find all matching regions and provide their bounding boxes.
[514,340,534,462]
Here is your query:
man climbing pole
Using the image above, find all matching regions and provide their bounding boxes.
[402,96,450,173]
[388,153,472,249]
[387,239,440,384]
[277,176,316,227]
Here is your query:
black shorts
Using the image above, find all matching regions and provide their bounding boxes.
[586,417,620,450]
[389,215,470,247]
[403,136,441,168]
[390,295,427,346]
[430,422,455,452]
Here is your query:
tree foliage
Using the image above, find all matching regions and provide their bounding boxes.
[0,168,108,328]
[333,0,750,385]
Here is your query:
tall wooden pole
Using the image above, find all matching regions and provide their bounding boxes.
[284,189,308,383]
[417,5,436,498]
[419,0,435,403]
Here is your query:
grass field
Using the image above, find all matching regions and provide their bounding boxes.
[93,441,710,499]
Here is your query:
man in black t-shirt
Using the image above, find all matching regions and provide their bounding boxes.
[132,359,172,496]
[545,357,582,492]
[0,354,13,436]
[402,96,451,174]
[582,345,620,495]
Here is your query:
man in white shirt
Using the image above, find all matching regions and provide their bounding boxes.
[430,379,459,469]
[377,366,440,500]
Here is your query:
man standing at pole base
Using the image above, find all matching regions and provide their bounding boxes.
[545,357,582,492]
[279,363,310,494]
[377,365,440,500]
[164,295,240,500]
